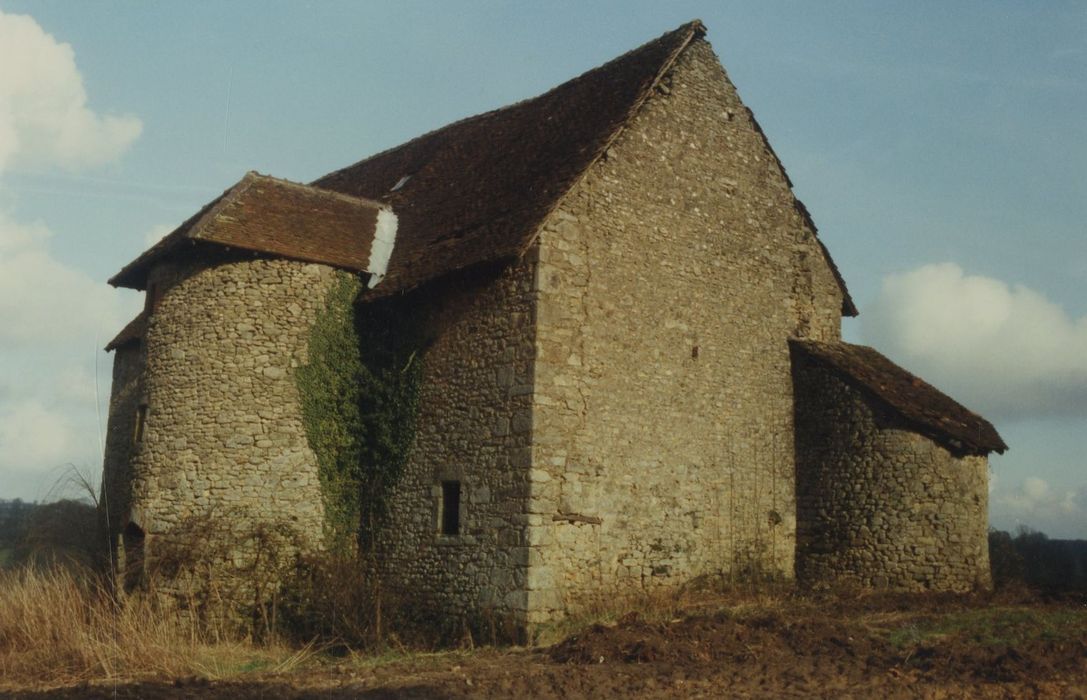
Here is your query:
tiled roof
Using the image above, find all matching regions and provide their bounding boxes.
[108,20,855,315]
[310,21,708,297]
[791,339,1006,455]
[109,173,387,289]
[104,311,148,351]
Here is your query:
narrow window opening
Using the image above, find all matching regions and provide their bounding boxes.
[133,404,148,444]
[441,480,461,536]
[146,282,162,312]
[122,522,145,593]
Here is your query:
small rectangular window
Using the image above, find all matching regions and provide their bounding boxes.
[133,404,148,444]
[146,282,161,312]
[441,480,461,536]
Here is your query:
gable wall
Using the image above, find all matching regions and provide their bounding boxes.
[526,39,844,625]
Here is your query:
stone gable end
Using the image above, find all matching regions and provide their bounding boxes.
[525,39,846,623]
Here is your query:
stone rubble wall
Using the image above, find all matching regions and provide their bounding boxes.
[793,354,992,591]
[375,262,537,631]
[525,39,846,626]
[125,254,335,599]
[100,341,146,547]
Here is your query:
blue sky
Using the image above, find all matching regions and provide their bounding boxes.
[0,2,1084,536]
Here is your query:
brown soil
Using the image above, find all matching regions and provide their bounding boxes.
[9,592,1087,699]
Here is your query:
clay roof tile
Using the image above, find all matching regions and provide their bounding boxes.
[791,339,1007,455]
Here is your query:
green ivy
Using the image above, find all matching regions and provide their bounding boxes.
[296,272,424,553]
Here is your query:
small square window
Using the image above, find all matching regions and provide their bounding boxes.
[440,480,461,536]
[133,404,148,444]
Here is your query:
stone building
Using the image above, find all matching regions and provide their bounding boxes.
[100,20,1006,635]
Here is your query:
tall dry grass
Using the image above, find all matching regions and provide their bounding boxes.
[0,565,310,689]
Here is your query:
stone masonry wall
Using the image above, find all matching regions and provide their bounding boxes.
[793,355,991,591]
[525,39,846,626]
[376,261,537,632]
[101,341,146,546]
[125,254,335,598]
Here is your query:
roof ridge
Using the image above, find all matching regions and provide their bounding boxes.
[311,20,705,194]
[518,20,705,256]
[191,174,257,242]
[247,171,390,210]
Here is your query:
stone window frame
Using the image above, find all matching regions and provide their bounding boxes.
[133,403,149,445]
[432,468,475,546]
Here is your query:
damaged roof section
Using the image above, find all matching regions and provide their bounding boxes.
[109,172,391,290]
[791,339,1007,455]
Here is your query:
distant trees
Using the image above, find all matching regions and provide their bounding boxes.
[989,526,1087,593]
[0,498,103,570]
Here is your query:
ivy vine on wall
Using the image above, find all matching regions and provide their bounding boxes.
[295,272,425,553]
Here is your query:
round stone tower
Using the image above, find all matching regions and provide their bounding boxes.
[104,252,339,601]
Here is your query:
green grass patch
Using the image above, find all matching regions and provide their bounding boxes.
[883,607,1087,648]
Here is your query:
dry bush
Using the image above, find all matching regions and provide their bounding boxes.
[139,509,315,641]
[277,551,388,649]
[0,565,310,689]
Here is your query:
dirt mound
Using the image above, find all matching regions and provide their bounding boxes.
[549,610,905,695]
[550,603,1087,688]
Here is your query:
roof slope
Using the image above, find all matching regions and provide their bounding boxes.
[110,172,388,289]
[109,20,855,313]
[311,21,708,297]
[105,310,148,351]
[791,339,1006,455]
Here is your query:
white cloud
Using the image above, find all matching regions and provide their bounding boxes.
[862,263,1087,420]
[0,400,76,470]
[0,11,143,500]
[0,210,139,346]
[0,10,142,174]
[0,210,139,499]
[991,476,1086,538]
[143,222,174,248]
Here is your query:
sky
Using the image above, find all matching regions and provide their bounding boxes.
[0,2,1083,537]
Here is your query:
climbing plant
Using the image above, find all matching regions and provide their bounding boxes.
[296,272,425,553]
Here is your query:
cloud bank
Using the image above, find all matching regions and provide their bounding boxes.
[861,263,1087,420]
[0,11,142,500]
[991,476,1087,539]
[0,10,142,174]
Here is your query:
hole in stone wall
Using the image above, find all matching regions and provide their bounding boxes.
[691,345,700,360]
[133,404,148,445]
[122,521,146,594]
[441,480,461,536]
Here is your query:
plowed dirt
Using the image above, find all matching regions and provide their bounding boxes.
[10,592,1087,699]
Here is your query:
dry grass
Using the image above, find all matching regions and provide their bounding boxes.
[0,565,313,689]
[532,578,797,645]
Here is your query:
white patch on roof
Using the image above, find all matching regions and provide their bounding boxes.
[367,208,398,289]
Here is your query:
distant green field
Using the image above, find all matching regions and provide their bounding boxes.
[0,547,11,566]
